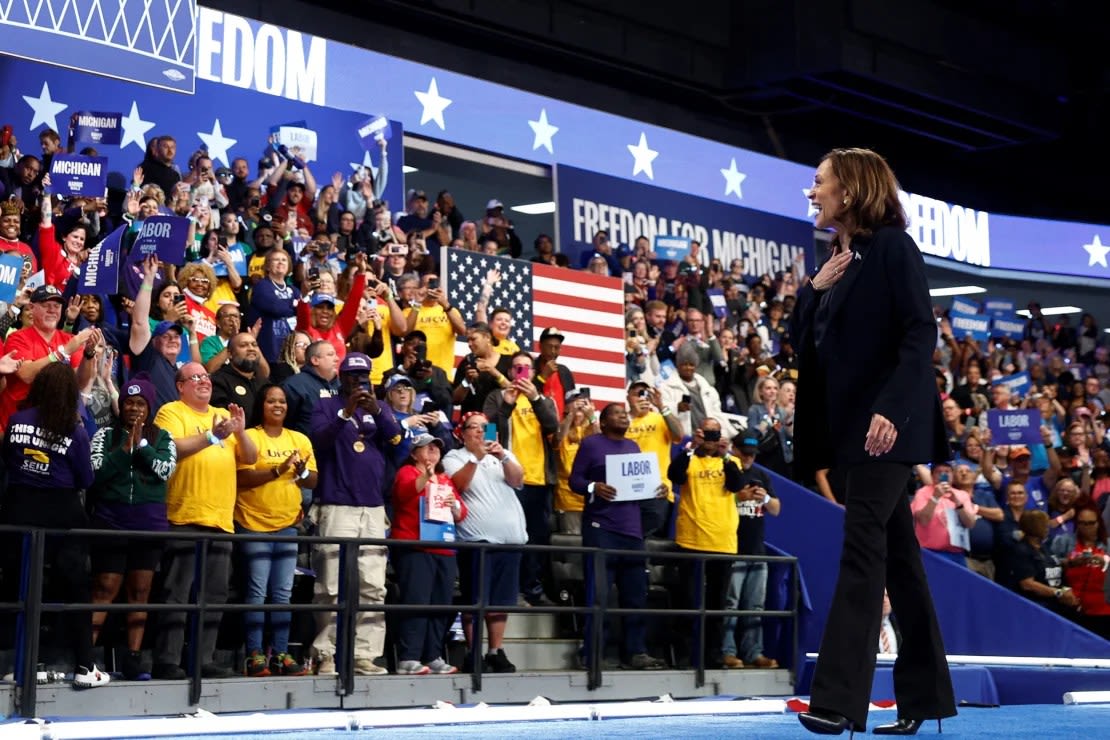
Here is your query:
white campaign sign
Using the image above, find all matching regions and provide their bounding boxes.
[604,452,661,502]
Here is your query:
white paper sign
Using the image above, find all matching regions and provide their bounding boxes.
[275,126,318,162]
[23,270,46,292]
[604,452,661,501]
[424,482,454,524]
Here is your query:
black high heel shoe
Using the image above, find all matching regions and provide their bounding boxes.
[798,709,864,737]
[872,718,943,735]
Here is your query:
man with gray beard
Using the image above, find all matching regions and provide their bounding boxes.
[210,332,269,414]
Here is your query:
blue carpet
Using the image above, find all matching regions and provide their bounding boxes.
[98,704,1110,739]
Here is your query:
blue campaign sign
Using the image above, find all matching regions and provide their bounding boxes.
[949,309,990,341]
[951,296,982,316]
[212,244,248,278]
[49,154,108,198]
[654,235,691,261]
[0,254,25,304]
[0,55,406,216]
[81,226,123,294]
[358,115,392,148]
[988,409,1042,446]
[994,371,1032,399]
[555,164,815,278]
[131,216,190,265]
[991,313,1025,340]
[984,298,1015,317]
[69,111,122,146]
[0,0,195,93]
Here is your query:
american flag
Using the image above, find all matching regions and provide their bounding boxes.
[441,247,627,405]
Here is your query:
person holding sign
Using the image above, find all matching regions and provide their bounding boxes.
[668,418,743,668]
[792,149,955,736]
[568,403,667,671]
[391,433,467,675]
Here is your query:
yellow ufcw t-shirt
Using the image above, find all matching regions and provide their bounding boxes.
[236,427,317,532]
[554,423,591,513]
[154,401,241,533]
[510,394,546,486]
[675,453,739,554]
[626,410,675,501]
[370,299,394,386]
[493,336,521,356]
[409,303,457,375]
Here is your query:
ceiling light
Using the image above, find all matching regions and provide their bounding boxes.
[1016,306,1083,317]
[928,285,987,297]
[510,201,556,215]
[401,165,418,174]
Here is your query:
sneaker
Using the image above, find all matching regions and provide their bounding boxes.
[201,663,236,679]
[483,649,516,673]
[120,650,150,681]
[315,657,336,676]
[721,654,745,669]
[270,652,307,677]
[396,660,431,675]
[747,655,779,669]
[622,653,666,670]
[426,657,458,675]
[354,658,388,675]
[244,650,271,677]
[72,664,111,689]
[152,662,186,680]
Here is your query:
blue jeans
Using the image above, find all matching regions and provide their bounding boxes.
[721,560,768,662]
[238,525,299,653]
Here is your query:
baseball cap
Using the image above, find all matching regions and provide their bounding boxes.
[628,380,650,394]
[310,293,336,308]
[123,376,156,411]
[152,320,184,338]
[485,199,503,210]
[30,285,65,304]
[407,188,427,202]
[738,436,760,450]
[1009,445,1031,459]
[540,327,566,343]
[339,352,372,374]
[286,180,305,191]
[410,433,444,451]
[385,374,414,390]
[616,244,634,258]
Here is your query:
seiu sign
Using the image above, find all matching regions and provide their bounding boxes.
[196,7,327,105]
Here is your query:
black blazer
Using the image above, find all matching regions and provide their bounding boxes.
[790,225,947,480]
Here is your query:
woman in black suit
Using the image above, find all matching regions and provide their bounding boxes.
[791,149,956,736]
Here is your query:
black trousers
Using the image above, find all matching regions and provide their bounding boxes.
[810,462,956,728]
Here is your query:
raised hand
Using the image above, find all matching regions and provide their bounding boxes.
[330,171,344,192]
[65,295,82,323]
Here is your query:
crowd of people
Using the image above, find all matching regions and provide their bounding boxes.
[1,123,1108,693]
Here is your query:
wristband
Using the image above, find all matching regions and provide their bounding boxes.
[272,467,281,479]
[48,351,59,363]
[298,467,310,481]
[587,482,596,495]
[930,496,941,504]
[660,407,672,417]
[140,284,153,292]
[206,431,222,447]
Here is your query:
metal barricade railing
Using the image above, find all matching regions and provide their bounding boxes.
[0,525,800,717]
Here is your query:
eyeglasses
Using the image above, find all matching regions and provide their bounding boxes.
[294,341,310,349]
[190,277,211,284]
[221,313,242,321]
[463,424,485,431]
[185,373,211,383]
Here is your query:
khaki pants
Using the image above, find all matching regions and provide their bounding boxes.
[311,504,388,661]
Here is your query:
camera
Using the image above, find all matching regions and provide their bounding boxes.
[261,212,273,224]
[387,244,407,256]
[637,389,650,399]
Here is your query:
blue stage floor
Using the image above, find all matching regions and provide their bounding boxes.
[96,704,1110,739]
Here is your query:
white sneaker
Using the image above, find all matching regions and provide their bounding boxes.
[353,658,388,675]
[396,660,431,675]
[315,657,336,675]
[72,665,110,689]
[426,657,458,675]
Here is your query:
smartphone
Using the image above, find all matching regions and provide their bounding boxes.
[173,294,186,305]
[579,387,590,399]
[681,393,692,405]
[704,429,722,442]
[483,422,497,443]
[421,399,437,414]
[937,471,950,485]
[308,267,320,281]
[514,365,530,379]
[637,389,650,399]
[388,244,407,256]
[415,342,428,363]
[427,277,439,291]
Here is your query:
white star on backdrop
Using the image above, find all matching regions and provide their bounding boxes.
[349,150,380,180]
[414,78,452,130]
[1083,235,1110,268]
[119,101,155,151]
[528,109,559,154]
[627,133,658,180]
[197,119,237,167]
[22,82,67,131]
[803,188,818,219]
[720,158,747,199]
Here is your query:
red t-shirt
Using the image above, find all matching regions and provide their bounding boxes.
[390,463,466,556]
[1065,543,1110,616]
[0,327,81,432]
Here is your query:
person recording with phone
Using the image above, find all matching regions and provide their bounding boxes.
[910,462,978,567]
[482,351,559,607]
[452,322,514,414]
[403,272,466,374]
[295,252,370,362]
[626,381,683,538]
[383,330,454,419]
